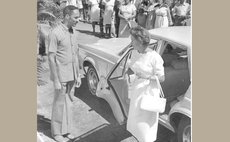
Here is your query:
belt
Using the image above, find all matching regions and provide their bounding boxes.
[105,5,114,9]
[156,15,166,17]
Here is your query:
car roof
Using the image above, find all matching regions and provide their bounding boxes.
[149,26,191,49]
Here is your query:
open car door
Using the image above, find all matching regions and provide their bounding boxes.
[107,48,133,116]
[96,47,133,124]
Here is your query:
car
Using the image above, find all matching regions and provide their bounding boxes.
[78,26,191,142]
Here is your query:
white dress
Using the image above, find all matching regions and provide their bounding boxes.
[76,0,83,9]
[154,7,169,28]
[89,0,100,22]
[103,0,115,25]
[118,4,136,37]
[127,50,164,142]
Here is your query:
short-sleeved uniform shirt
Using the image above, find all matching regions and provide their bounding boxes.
[48,23,79,83]
[173,3,190,16]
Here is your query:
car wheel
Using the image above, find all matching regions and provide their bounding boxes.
[177,117,191,142]
[86,65,99,96]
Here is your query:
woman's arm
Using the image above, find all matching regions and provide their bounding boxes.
[157,75,165,82]
[130,9,137,20]
[118,9,127,20]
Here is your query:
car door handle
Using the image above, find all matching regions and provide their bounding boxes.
[106,86,110,90]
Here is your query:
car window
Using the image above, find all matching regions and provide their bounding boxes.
[162,44,188,67]
[160,43,190,102]
[110,53,130,79]
[148,39,158,50]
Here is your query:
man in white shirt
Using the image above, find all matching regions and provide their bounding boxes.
[48,5,81,142]
[172,0,190,26]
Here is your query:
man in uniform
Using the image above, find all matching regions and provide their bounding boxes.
[48,5,81,142]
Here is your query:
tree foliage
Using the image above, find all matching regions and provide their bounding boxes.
[37,0,63,22]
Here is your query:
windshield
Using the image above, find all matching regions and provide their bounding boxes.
[118,39,158,56]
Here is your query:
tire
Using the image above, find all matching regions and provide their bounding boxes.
[86,65,99,96]
[177,117,191,142]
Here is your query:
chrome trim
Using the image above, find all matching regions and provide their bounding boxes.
[170,108,191,120]
[159,117,175,132]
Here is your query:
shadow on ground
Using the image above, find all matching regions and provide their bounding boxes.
[72,123,132,142]
[74,78,119,125]
[72,78,135,142]
[37,115,53,140]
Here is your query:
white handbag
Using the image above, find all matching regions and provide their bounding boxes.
[140,76,166,113]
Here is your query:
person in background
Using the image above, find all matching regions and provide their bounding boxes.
[110,9,117,37]
[136,0,149,28]
[76,0,84,20]
[126,25,165,142]
[88,0,100,33]
[134,0,141,9]
[172,0,190,26]
[48,5,82,142]
[183,5,191,26]
[145,0,158,29]
[118,0,136,37]
[113,0,122,37]
[57,0,69,9]
[168,0,179,24]
[102,0,115,37]
[82,0,90,22]
[154,0,173,28]
[66,0,78,7]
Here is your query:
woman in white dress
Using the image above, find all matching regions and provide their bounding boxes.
[102,0,115,37]
[88,0,100,33]
[118,0,136,37]
[126,25,165,142]
[76,0,84,19]
[154,0,173,28]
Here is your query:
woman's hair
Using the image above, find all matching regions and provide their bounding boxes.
[130,25,150,46]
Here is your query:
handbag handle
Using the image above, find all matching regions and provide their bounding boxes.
[155,75,165,98]
[135,72,165,98]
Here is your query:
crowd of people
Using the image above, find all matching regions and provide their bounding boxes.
[57,0,191,38]
[37,0,191,55]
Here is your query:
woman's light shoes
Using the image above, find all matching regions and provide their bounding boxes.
[66,134,75,139]
[53,134,75,142]
[53,135,69,142]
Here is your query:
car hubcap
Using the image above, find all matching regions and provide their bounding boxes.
[88,69,98,94]
[182,125,191,142]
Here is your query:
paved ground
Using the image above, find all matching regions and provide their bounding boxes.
[37,22,176,142]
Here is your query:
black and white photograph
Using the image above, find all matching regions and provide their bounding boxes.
[37,0,191,142]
